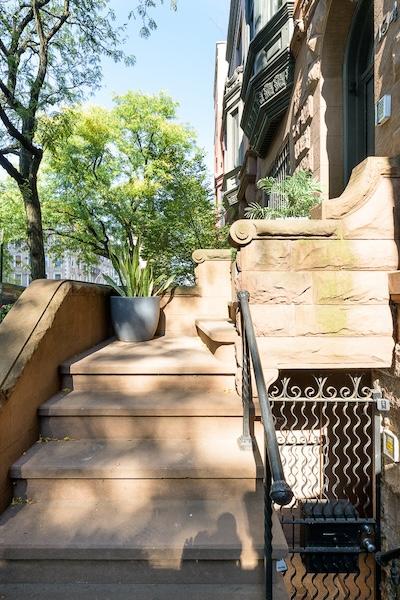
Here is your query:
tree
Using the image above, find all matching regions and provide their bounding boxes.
[0,0,175,279]
[43,92,228,283]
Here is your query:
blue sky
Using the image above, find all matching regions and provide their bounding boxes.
[92,0,231,176]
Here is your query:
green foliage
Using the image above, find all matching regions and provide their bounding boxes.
[0,181,27,244]
[43,92,229,283]
[105,240,174,297]
[245,170,321,220]
[0,304,13,323]
[0,1,176,279]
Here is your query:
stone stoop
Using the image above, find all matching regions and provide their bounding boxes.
[0,336,288,599]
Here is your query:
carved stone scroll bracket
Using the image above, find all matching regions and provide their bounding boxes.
[192,249,233,264]
[229,221,258,246]
[230,219,339,247]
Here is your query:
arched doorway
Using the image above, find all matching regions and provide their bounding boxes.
[344,0,375,182]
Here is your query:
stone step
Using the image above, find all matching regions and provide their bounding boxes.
[195,319,238,344]
[39,389,243,417]
[13,477,260,504]
[61,337,236,376]
[0,560,280,586]
[0,582,288,600]
[38,389,257,440]
[0,499,287,563]
[61,337,236,393]
[40,415,247,441]
[64,373,237,393]
[10,437,262,481]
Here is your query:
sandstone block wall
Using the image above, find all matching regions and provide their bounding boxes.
[158,250,233,337]
[231,157,399,370]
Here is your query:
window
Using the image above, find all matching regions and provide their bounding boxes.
[14,273,22,286]
[54,273,61,280]
[15,255,21,267]
[235,29,243,69]
[231,109,240,168]
[254,0,283,34]
[54,258,62,268]
[265,141,290,210]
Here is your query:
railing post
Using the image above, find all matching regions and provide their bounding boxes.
[238,290,253,451]
[265,454,274,600]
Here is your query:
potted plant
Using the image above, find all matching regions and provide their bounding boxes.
[104,241,173,342]
[244,170,321,219]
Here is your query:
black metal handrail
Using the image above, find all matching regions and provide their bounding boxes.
[238,290,293,600]
[237,290,293,506]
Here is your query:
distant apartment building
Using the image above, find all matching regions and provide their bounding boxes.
[7,243,116,287]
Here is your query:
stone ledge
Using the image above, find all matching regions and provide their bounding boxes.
[192,249,232,264]
[230,219,339,246]
[195,319,238,344]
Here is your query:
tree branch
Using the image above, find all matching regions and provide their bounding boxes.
[0,151,24,185]
[46,228,105,257]
[0,144,20,156]
[0,102,42,157]
[0,79,26,112]
[45,0,70,43]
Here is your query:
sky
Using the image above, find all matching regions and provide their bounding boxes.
[92,0,231,176]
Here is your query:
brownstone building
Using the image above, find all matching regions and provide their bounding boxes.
[218,0,400,217]
[216,1,400,598]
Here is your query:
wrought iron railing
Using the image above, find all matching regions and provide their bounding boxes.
[237,290,293,599]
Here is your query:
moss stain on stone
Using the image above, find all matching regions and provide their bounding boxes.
[314,271,354,304]
[314,305,348,335]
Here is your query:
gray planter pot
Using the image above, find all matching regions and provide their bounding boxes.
[110,296,161,342]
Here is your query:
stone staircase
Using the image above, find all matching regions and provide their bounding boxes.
[0,334,288,599]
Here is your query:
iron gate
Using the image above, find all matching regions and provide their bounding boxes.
[269,371,380,600]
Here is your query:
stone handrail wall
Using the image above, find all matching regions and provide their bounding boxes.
[0,280,112,511]
[158,249,234,337]
[231,157,399,370]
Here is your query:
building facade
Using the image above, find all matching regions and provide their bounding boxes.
[217,2,400,598]
[217,0,400,220]
[214,42,228,215]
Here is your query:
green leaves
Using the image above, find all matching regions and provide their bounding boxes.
[106,239,174,297]
[42,91,228,284]
[245,170,322,220]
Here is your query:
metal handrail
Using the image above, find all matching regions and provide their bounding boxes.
[237,290,293,507]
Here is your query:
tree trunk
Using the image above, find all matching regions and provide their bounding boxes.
[19,143,46,280]
[20,178,46,280]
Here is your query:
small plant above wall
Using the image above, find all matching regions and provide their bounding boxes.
[244,170,321,219]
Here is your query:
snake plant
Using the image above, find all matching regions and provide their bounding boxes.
[104,241,174,297]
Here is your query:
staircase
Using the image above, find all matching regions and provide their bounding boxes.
[0,334,288,599]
